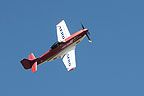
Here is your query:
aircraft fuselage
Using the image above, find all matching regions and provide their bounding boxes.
[36,29,88,65]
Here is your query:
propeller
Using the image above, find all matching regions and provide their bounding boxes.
[80,23,92,42]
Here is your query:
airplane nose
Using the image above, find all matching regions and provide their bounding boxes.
[83,29,88,34]
[83,29,88,32]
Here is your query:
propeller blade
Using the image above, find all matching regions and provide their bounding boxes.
[88,31,90,35]
[86,33,92,42]
[80,22,85,29]
[80,22,92,42]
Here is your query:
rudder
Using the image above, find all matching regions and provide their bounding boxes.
[21,59,33,69]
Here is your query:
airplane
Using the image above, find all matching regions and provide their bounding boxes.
[20,20,92,73]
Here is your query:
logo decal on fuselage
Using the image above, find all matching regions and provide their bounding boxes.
[59,26,65,39]
[67,54,71,66]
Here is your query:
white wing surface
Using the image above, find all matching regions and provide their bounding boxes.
[56,20,70,42]
[61,47,76,71]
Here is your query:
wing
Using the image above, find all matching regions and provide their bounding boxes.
[61,46,76,71]
[56,20,70,42]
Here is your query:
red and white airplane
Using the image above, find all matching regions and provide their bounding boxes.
[20,20,91,73]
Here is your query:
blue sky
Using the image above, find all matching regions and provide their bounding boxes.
[0,0,144,96]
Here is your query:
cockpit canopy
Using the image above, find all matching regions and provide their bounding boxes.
[50,41,65,50]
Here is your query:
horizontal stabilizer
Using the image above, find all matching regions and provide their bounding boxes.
[29,53,37,73]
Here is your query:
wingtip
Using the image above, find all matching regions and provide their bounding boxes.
[56,20,64,25]
[68,67,76,71]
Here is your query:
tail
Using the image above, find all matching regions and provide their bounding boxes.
[20,53,37,73]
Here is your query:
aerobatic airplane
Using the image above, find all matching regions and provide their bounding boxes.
[20,20,92,73]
